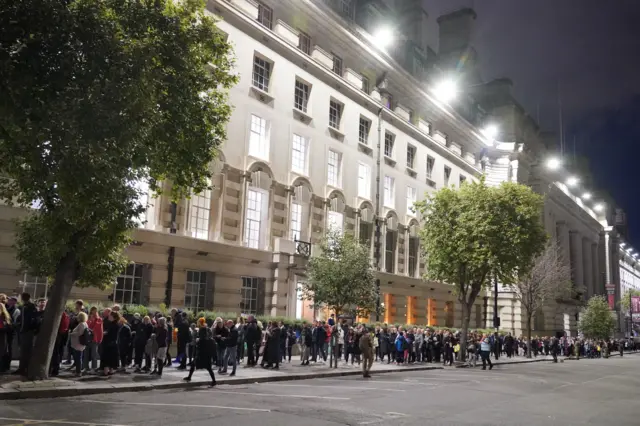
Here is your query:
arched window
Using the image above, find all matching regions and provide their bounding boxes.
[385,213,398,273]
[327,191,346,236]
[244,165,272,249]
[290,181,312,241]
[188,178,212,239]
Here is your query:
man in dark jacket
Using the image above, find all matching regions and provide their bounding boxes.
[14,293,37,376]
[176,312,190,370]
[301,324,312,365]
[222,320,238,376]
[245,317,260,367]
[315,322,327,362]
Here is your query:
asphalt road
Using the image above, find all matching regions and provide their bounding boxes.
[1,355,639,426]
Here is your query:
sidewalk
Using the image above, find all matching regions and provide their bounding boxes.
[0,354,571,400]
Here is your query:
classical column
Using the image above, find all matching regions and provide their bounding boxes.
[570,230,584,293]
[591,242,600,295]
[556,221,571,271]
[582,237,593,298]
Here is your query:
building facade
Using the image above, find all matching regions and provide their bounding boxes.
[0,0,633,336]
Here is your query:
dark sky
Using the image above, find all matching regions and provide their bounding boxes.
[422,0,640,242]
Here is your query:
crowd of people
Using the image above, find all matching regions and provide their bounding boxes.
[0,293,638,382]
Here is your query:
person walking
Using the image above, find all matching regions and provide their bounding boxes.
[360,327,374,378]
[14,292,37,376]
[221,319,238,376]
[480,334,493,370]
[153,317,169,376]
[301,323,312,366]
[183,318,216,387]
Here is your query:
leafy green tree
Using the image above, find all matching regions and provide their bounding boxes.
[299,231,378,367]
[579,295,615,340]
[414,178,547,360]
[0,0,237,379]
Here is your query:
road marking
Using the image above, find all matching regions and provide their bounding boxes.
[258,383,405,392]
[0,418,133,426]
[197,390,350,400]
[81,400,271,412]
[318,378,437,386]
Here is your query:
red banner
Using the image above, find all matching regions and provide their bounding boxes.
[606,284,615,309]
[631,296,640,314]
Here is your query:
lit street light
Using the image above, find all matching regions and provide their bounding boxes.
[566,176,579,186]
[433,79,457,103]
[594,203,604,212]
[582,192,592,200]
[373,26,394,49]
[546,157,561,170]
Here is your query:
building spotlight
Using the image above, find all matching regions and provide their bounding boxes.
[582,192,591,200]
[566,176,579,187]
[433,79,458,103]
[621,242,627,248]
[546,158,561,170]
[482,124,498,145]
[594,203,604,212]
[373,26,394,49]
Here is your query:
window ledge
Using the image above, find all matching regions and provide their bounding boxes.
[328,126,345,140]
[293,107,313,124]
[248,153,271,164]
[290,169,310,180]
[406,167,417,178]
[358,142,373,156]
[250,86,275,103]
[384,156,396,167]
[426,177,437,188]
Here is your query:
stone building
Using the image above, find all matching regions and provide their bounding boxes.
[0,0,635,336]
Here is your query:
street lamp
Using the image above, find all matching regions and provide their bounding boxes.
[594,203,604,212]
[566,176,579,186]
[582,192,591,200]
[373,26,394,49]
[433,79,458,103]
[546,157,562,170]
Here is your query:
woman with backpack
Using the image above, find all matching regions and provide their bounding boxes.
[69,312,88,376]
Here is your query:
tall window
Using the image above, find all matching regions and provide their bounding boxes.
[329,100,343,129]
[189,184,211,239]
[327,211,344,235]
[407,145,416,169]
[385,230,397,273]
[444,165,452,186]
[408,237,419,277]
[332,54,343,75]
[185,270,207,312]
[241,277,260,315]
[327,150,341,187]
[384,131,395,158]
[459,175,467,185]
[294,80,310,112]
[362,76,370,94]
[359,117,370,144]
[357,162,370,198]
[21,274,48,299]
[249,114,269,160]
[252,55,271,92]
[290,202,302,240]
[298,30,311,54]
[406,186,417,216]
[291,134,308,174]
[384,175,395,207]
[359,221,372,247]
[426,155,435,179]
[256,2,273,29]
[113,264,142,305]
[245,189,267,249]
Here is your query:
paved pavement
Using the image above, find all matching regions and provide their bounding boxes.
[0,353,638,425]
[0,354,552,399]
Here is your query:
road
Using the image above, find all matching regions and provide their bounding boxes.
[0,355,638,425]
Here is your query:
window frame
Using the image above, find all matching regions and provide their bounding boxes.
[248,114,269,160]
[294,79,310,113]
[21,274,48,300]
[241,276,260,315]
[329,99,343,129]
[327,149,342,188]
[332,54,343,76]
[298,30,311,54]
[113,263,143,305]
[357,162,371,199]
[188,181,212,240]
[359,116,371,145]
[252,54,272,92]
[291,133,309,175]
[244,187,269,249]
[361,76,370,94]
[256,2,273,30]
[406,186,417,216]
[290,202,303,241]
[384,131,395,158]
[383,175,395,208]
[426,155,435,179]
[185,270,207,312]
[385,230,397,273]
[327,210,344,235]
[444,165,452,186]
[406,145,416,169]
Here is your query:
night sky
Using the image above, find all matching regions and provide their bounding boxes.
[422,0,640,242]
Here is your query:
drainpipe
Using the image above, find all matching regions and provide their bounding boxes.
[374,107,384,321]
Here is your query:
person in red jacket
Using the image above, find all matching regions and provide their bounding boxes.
[49,310,69,376]
[83,306,103,373]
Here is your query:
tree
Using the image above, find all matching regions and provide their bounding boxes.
[299,231,377,367]
[0,0,237,379]
[619,288,640,312]
[579,295,615,340]
[414,178,547,361]
[510,242,572,358]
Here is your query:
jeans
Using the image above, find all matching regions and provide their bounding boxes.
[223,346,237,374]
[73,348,83,375]
[481,350,493,369]
[83,341,99,370]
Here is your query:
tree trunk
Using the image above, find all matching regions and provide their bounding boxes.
[526,314,533,359]
[27,250,77,380]
[459,301,472,362]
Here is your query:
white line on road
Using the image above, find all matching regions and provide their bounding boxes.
[0,418,133,426]
[318,378,439,386]
[197,390,350,400]
[81,399,271,412]
[258,383,406,392]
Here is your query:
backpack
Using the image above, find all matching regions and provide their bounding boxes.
[79,326,94,346]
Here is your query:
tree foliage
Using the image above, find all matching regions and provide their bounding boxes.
[0,0,237,379]
[619,288,640,311]
[510,241,572,357]
[300,231,378,319]
[414,178,547,358]
[579,295,615,340]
